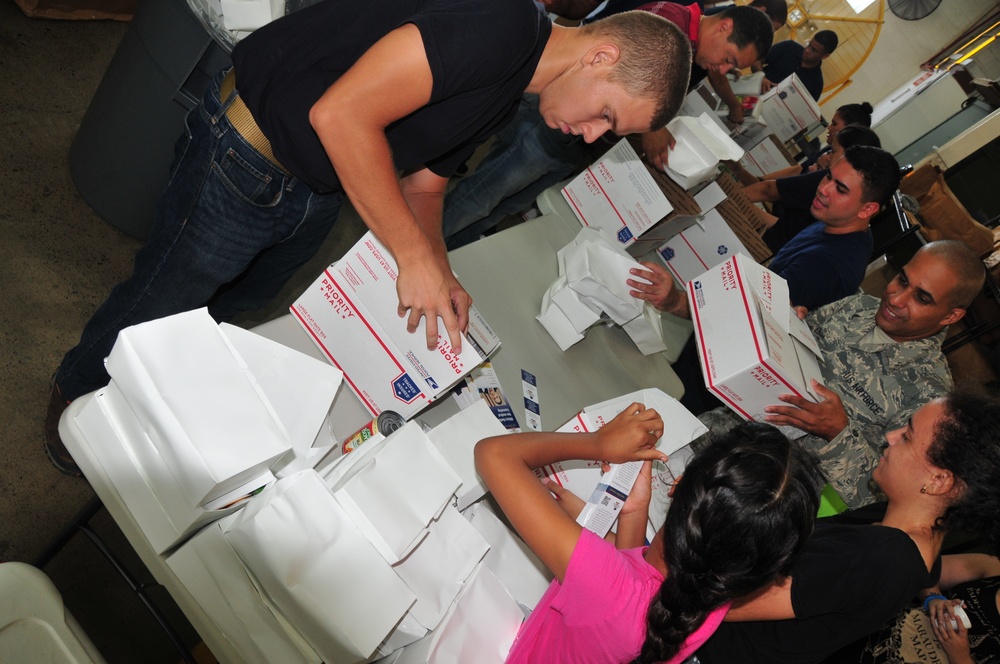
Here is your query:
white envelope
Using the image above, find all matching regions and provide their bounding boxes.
[330,423,463,564]
[219,323,343,477]
[463,502,552,610]
[664,113,745,190]
[104,308,291,507]
[393,505,491,631]
[226,470,415,664]
[426,400,509,511]
[386,566,523,664]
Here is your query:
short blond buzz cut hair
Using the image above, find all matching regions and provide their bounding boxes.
[580,11,693,131]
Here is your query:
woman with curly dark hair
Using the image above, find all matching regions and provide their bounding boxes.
[474,404,824,664]
[695,386,1000,664]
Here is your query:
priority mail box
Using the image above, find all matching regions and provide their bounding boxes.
[752,73,823,143]
[561,138,674,247]
[686,254,825,429]
[291,232,500,420]
[656,208,751,284]
[739,133,799,178]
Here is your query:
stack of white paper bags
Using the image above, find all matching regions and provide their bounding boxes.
[73,308,343,553]
[536,227,667,355]
[166,401,551,663]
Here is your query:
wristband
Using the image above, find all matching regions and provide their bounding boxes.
[923,594,947,612]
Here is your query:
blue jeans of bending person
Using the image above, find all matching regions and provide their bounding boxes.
[442,95,591,250]
[56,69,344,402]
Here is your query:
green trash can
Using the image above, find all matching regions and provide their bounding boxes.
[68,0,232,241]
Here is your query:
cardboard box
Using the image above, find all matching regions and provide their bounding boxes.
[655,208,752,284]
[561,138,675,247]
[686,254,825,428]
[739,133,799,178]
[752,73,823,143]
[713,172,774,263]
[291,232,500,419]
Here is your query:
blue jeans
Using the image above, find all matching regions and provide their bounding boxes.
[441,95,590,249]
[57,69,344,401]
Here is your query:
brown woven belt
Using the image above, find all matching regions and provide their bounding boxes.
[220,69,288,173]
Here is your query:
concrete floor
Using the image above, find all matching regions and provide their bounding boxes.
[0,2,367,661]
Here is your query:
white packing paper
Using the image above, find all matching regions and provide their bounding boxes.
[664,113,744,190]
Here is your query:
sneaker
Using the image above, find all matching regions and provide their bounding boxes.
[44,378,82,478]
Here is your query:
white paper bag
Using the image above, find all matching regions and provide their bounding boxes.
[536,279,586,351]
[166,513,321,664]
[221,0,284,31]
[426,400,509,511]
[393,505,490,630]
[622,303,668,356]
[104,308,291,507]
[463,502,552,609]
[330,423,463,564]
[387,566,523,664]
[226,471,415,664]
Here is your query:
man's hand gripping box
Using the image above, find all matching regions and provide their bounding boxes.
[291,232,499,420]
[686,254,825,432]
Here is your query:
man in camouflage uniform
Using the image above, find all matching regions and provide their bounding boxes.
[701,240,985,508]
[759,240,984,506]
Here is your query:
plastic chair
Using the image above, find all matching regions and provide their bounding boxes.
[0,562,107,663]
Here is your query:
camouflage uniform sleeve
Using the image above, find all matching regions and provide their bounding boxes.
[810,350,953,509]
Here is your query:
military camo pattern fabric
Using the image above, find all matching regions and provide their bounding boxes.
[695,294,951,509]
[802,294,951,506]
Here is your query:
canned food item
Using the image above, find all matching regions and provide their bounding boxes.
[341,410,406,454]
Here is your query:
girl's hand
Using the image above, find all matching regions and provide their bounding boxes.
[621,460,653,516]
[594,404,666,465]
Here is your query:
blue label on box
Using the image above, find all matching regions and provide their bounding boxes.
[521,369,537,386]
[425,376,439,389]
[659,247,675,261]
[392,375,422,403]
[617,227,634,244]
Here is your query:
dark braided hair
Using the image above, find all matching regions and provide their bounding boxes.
[631,422,824,664]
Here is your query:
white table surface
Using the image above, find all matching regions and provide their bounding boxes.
[59,212,684,663]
